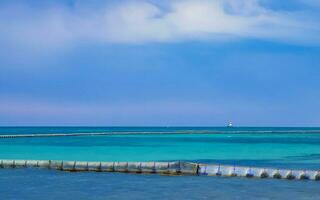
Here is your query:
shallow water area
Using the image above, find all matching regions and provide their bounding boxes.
[1,127,320,170]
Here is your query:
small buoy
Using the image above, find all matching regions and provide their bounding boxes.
[314,172,320,180]
[286,171,295,180]
[216,165,222,176]
[245,168,254,178]
[299,173,309,180]
[273,171,282,179]
[216,171,222,176]
[230,167,237,177]
[260,171,269,178]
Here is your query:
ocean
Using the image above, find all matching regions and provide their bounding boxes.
[0,127,320,199]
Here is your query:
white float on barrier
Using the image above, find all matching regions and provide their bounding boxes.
[50,160,63,170]
[127,162,142,173]
[197,164,319,181]
[87,162,101,171]
[74,161,89,171]
[140,162,156,173]
[100,162,115,172]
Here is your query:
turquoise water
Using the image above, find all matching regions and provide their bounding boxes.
[1,127,320,199]
[1,127,320,169]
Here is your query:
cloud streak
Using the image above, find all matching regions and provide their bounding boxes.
[0,0,320,49]
[1,96,319,126]
[0,98,227,125]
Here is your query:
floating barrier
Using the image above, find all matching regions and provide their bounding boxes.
[198,164,320,180]
[2,129,320,138]
[0,133,112,138]
[0,159,319,181]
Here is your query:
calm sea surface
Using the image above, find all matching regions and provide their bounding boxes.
[1,127,320,199]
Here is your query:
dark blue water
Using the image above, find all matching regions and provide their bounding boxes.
[0,168,319,200]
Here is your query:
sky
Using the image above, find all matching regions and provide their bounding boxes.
[1,0,320,126]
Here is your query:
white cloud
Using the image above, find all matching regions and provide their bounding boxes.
[0,0,319,49]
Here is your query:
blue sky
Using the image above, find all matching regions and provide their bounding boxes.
[1,0,320,126]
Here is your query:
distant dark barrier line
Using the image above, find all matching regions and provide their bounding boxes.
[1,130,320,138]
[1,159,319,181]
